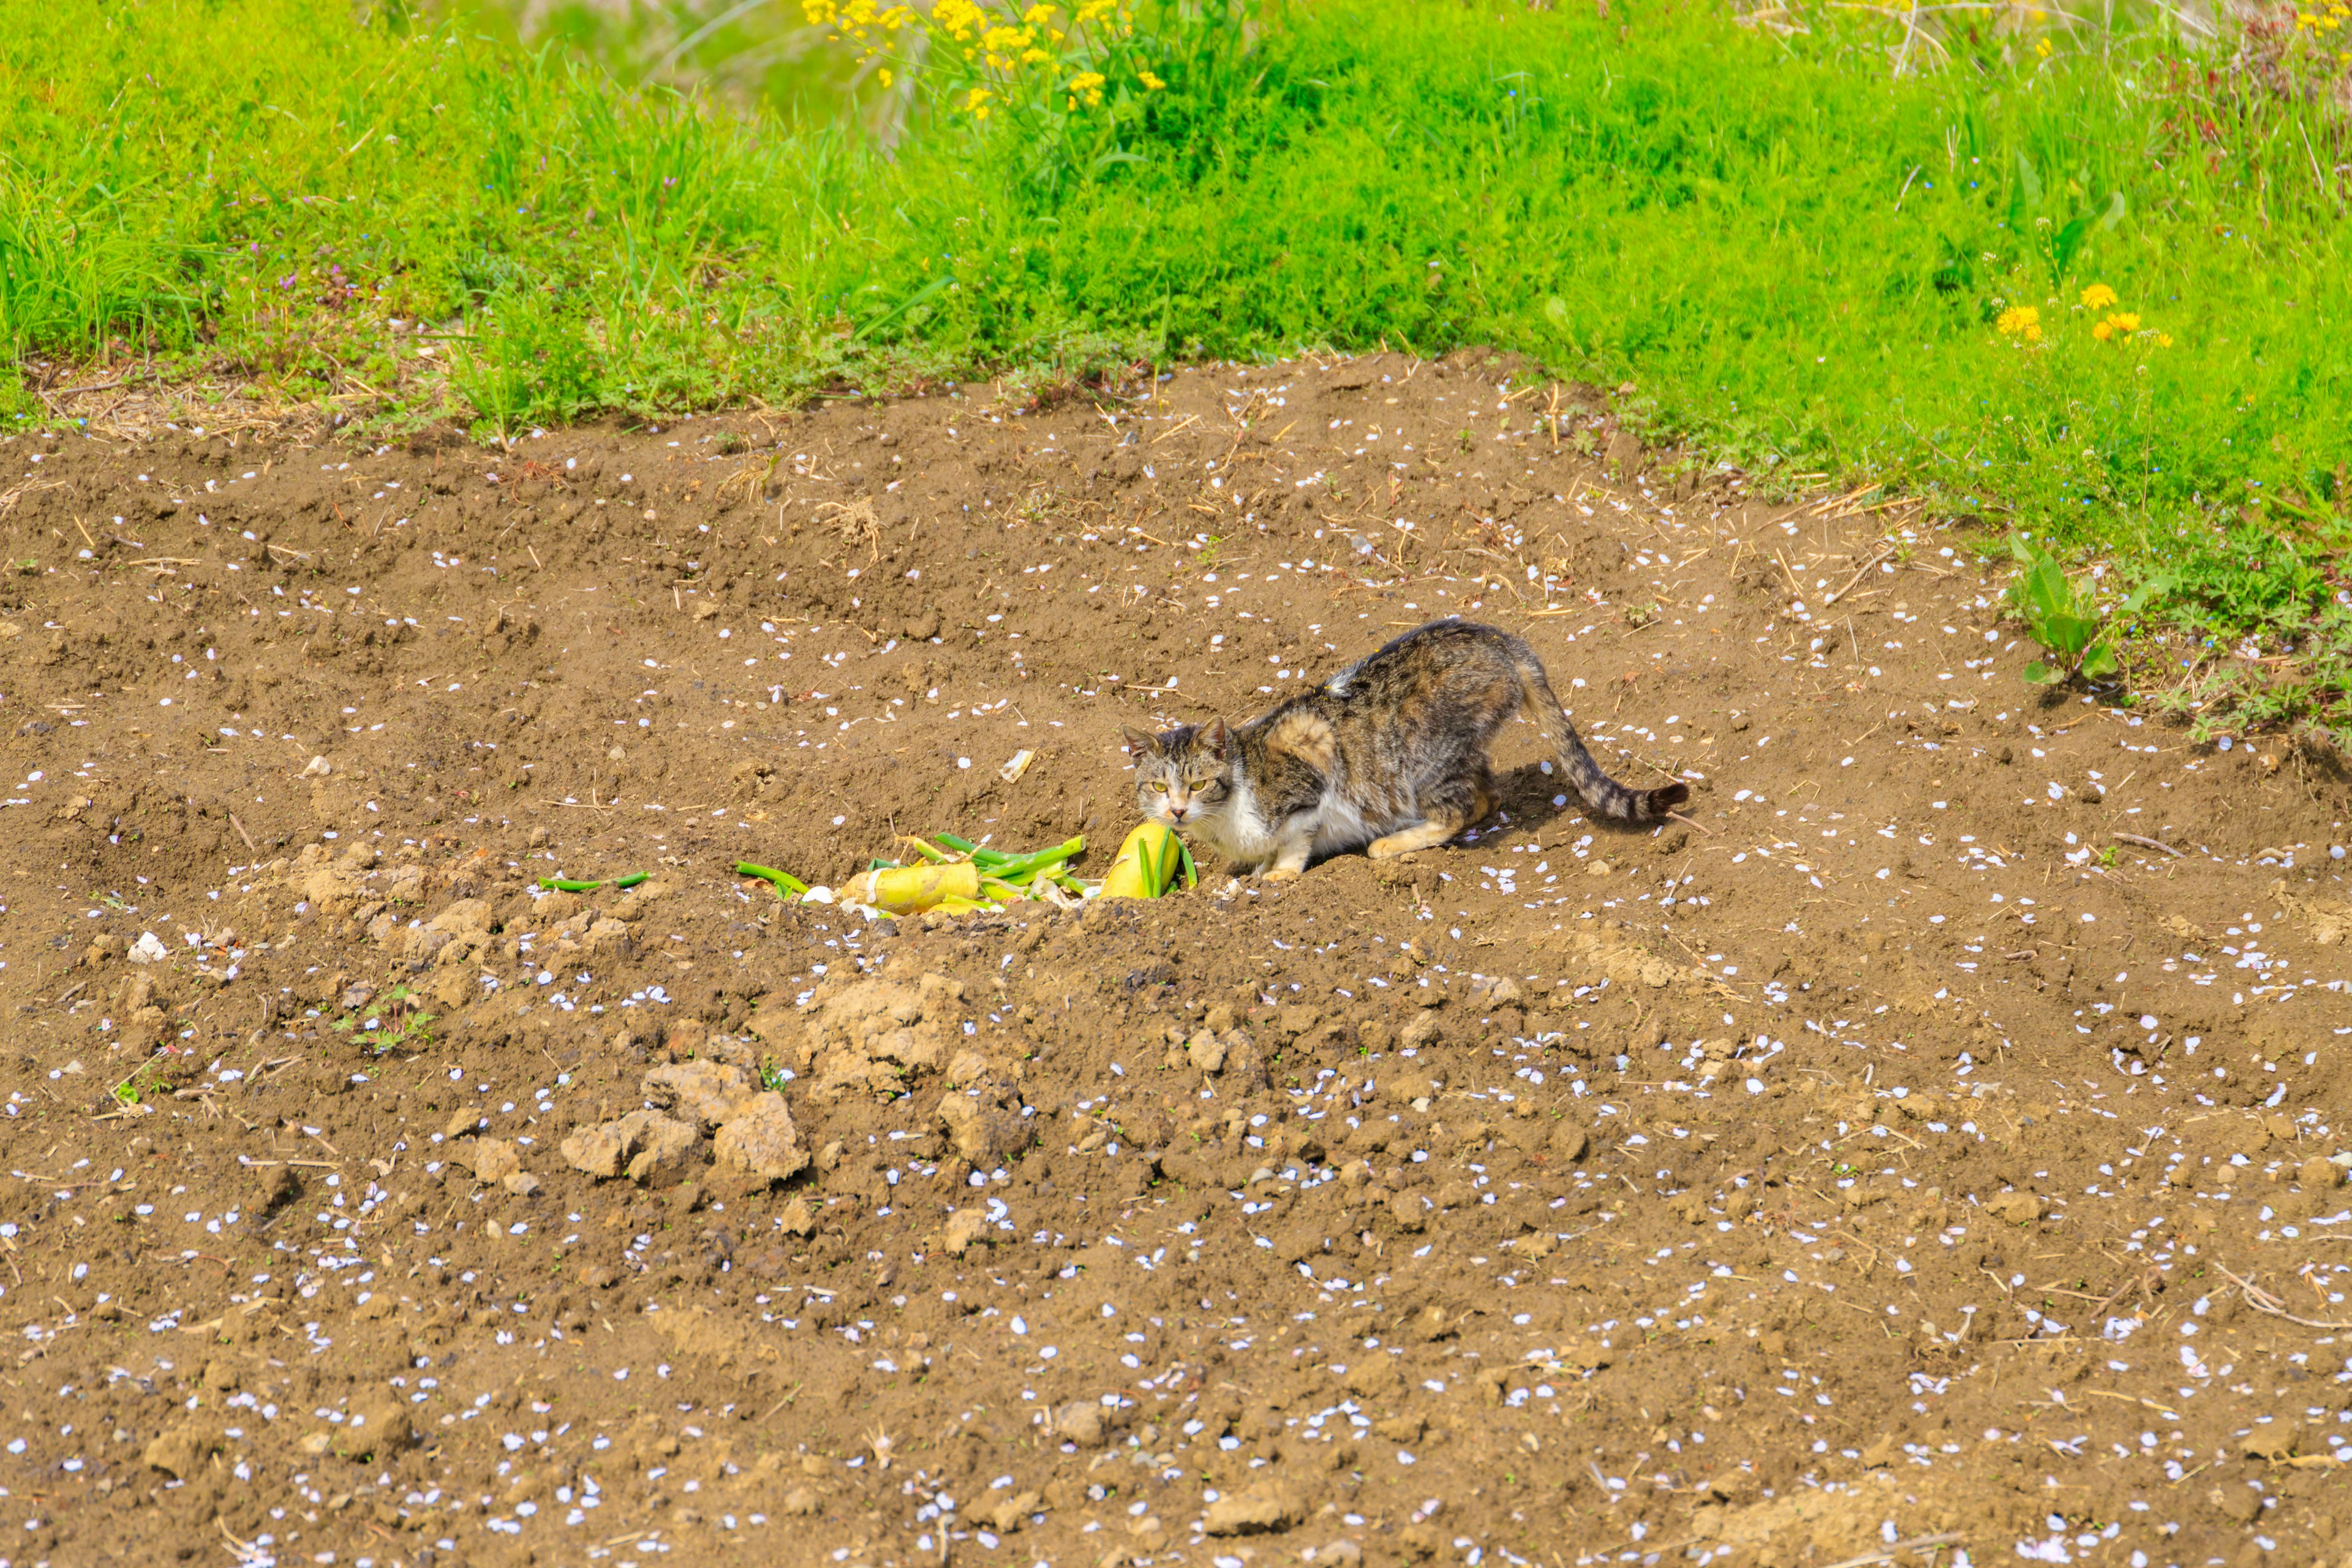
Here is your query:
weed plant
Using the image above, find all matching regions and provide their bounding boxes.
[2,0,2346,733]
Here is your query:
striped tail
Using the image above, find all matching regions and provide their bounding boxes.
[1507,640,1689,824]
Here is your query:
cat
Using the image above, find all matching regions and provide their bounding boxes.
[1123,617,1689,881]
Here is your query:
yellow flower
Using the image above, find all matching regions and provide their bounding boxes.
[2078,282,2118,311]
[2091,318,2113,341]
[2109,312,2140,334]
[963,85,994,115]
[878,67,893,86]
[1137,67,1166,90]
[1996,304,2041,339]
[2155,333,2175,348]
[2034,36,2052,56]
[1022,1,1055,20]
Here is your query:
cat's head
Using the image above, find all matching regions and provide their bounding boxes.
[1122,720,1232,828]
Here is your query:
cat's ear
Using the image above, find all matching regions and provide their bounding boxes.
[1120,727,1158,760]
[1199,718,1231,758]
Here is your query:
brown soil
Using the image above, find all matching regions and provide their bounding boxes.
[3,353,2350,1568]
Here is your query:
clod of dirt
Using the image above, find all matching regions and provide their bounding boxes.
[941,1210,993,1256]
[1983,1190,2047,1224]
[1204,1479,1305,1536]
[560,1109,699,1185]
[2241,1424,2299,1461]
[799,973,968,1098]
[335,1393,416,1460]
[455,1137,520,1185]
[712,1092,810,1182]
[937,1088,1025,1164]
[141,1422,222,1480]
[643,1060,762,1132]
[1550,1120,1591,1162]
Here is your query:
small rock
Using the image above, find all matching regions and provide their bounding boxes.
[778,1197,819,1237]
[2301,1155,2345,1191]
[500,1172,542,1198]
[127,931,170,965]
[780,1486,821,1517]
[1203,1479,1302,1537]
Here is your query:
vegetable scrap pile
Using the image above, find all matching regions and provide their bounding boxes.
[734,821,1194,919]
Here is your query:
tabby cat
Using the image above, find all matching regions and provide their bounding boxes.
[1123,617,1688,881]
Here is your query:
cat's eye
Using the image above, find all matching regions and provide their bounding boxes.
[1148,780,1169,793]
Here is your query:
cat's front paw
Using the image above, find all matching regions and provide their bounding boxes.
[1261,865,1303,883]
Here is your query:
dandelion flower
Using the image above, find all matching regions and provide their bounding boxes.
[2079,283,2118,311]
[2155,333,2175,348]
[1996,305,2041,339]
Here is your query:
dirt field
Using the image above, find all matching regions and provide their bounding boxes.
[3,353,2350,1568]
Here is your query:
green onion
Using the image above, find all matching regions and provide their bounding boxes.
[536,870,650,892]
[984,835,1085,882]
[736,861,809,897]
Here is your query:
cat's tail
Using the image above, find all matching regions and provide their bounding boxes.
[1506,636,1690,824]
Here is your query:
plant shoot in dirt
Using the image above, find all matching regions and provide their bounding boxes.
[331,982,437,1053]
[2007,537,2156,687]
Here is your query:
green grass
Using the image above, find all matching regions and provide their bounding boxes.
[4,0,2348,735]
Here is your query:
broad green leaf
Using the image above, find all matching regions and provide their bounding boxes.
[2079,641,2119,679]
[2021,660,2060,685]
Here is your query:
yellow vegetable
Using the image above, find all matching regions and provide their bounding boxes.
[1097,821,1191,900]
[853,861,982,913]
